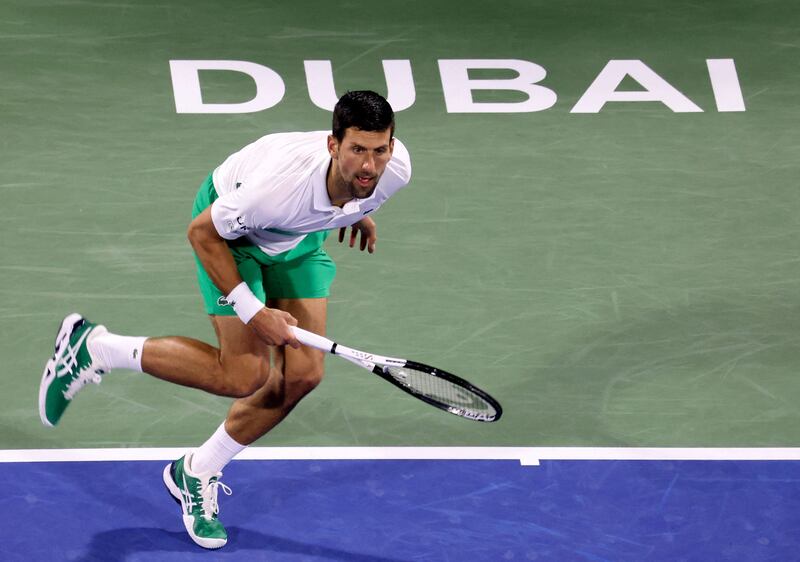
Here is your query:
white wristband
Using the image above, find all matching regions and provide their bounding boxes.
[226,282,264,324]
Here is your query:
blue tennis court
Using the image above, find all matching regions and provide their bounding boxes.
[5,455,800,561]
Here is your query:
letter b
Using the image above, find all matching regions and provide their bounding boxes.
[438,59,557,113]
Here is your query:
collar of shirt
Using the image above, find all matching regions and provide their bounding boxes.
[312,158,370,216]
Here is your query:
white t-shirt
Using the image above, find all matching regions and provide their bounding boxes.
[210,130,412,256]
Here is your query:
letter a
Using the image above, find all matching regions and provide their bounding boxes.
[571,60,702,113]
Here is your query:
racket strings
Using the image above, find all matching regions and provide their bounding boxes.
[384,366,496,415]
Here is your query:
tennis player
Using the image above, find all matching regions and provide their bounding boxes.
[39,90,412,549]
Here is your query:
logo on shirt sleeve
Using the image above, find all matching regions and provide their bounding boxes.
[224,216,249,234]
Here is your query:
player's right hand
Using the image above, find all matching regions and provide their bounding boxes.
[249,308,300,348]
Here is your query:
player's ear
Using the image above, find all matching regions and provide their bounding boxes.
[327,135,339,159]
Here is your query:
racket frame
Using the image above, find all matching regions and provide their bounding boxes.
[291,327,502,422]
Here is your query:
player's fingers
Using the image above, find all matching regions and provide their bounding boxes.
[282,324,300,348]
[338,227,345,243]
[349,225,357,247]
[272,309,297,325]
[360,229,368,251]
[282,312,299,326]
[279,313,300,348]
[368,233,377,253]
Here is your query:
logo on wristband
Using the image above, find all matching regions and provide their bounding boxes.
[217,296,235,307]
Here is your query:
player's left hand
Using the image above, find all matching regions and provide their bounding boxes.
[339,217,377,253]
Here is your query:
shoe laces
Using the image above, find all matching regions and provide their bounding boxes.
[63,368,104,400]
[58,327,106,400]
[55,331,90,379]
[198,476,232,520]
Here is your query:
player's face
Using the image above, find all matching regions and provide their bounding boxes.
[329,127,394,199]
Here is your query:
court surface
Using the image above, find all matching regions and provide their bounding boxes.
[5,457,800,561]
[2,0,800,559]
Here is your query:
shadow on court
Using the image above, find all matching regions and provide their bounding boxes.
[75,527,407,562]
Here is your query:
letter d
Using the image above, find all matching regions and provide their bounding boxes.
[169,60,285,114]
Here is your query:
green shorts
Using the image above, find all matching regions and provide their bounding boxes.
[192,174,336,315]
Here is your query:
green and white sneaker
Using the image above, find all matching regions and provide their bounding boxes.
[163,453,232,549]
[39,313,108,427]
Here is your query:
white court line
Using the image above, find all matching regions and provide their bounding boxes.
[3,447,800,466]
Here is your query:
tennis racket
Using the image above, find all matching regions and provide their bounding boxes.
[291,327,502,422]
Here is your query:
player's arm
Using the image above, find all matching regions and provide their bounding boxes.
[187,208,299,348]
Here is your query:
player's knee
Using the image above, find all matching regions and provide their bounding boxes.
[216,361,268,398]
[284,362,325,403]
[228,374,268,398]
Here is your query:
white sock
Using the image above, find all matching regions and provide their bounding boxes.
[191,422,247,475]
[88,330,147,372]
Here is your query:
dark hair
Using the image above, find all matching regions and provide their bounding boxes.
[332,90,395,142]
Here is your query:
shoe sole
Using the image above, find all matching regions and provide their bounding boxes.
[39,313,84,427]
[162,462,227,550]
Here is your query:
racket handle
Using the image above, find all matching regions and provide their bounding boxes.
[291,326,336,353]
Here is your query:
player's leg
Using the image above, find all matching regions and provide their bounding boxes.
[183,298,326,484]
[39,238,271,427]
[214,246,336,445]
[138,232,280,396]
[161,313,273,549]
[139,333,270,397]
[170,253,333,549]
[223,297,327,445]
[39,312,270,427]
[163,300,325,550]
[166,299,325,548]
[137,246,274,397]
[163,243,333,550]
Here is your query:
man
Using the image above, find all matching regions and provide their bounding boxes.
[39,90,412,549]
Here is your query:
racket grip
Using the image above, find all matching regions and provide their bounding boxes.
[291,327,336,353]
